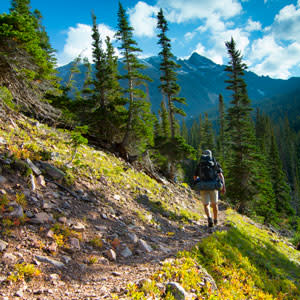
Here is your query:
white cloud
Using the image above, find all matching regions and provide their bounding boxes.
[184,31,196,41]
[56,23,116,66]
[245,18,262,32]
[128,1,159,37]
[157,0,242,23]
[272,2,300,41]
[248,35,300,79]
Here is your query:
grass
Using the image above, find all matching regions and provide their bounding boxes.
[126,209,300,300]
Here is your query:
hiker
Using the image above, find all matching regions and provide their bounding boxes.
[193,149,225,227]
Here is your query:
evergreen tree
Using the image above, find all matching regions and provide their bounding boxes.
[224,38,273,216]
[1,0,57,80]
[159,100,171,138]
[218,94,225,160]
[116,2,154,151]
[157,8,186,138]
[181,119,188,142]
[269,131,294,216]
[91,12,106,110]
[201,112,215,153]
[10,0,30,15]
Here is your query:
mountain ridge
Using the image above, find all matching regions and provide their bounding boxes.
[57,52,300,118]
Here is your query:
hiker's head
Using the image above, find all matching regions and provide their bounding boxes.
[203,149,212,159]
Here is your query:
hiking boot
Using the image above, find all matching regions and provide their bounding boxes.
[208,217,213,228]
[214,219,218,226]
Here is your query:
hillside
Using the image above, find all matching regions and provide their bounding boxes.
[57,52,300,118]
[0,112,299,300]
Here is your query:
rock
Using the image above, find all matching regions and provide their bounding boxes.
[2,253,17,265]
[15,290,24,298]
[25,210,34,218]
[120,246,132,258]
[0,137,6,144]
[36,175,46,187]
[35,255,65,268]
[112,271,121,277]
[8,204,23,218]
[138,239,152,253]
[48,242,57,253]
[42,201,55,210]
[72,222,85,232]
[29,212,54,224]
[58,216,67,224]
[25,158,41,176]
[98,257,109,265]
[166,282,187,300]
[62,255,72,264]
[114,195,121,201]
[69,237,80,250]
[0,189,6,195]
[106,249,117,261]
[127,232,138,244]
[0,175,8,185]
[38,161,65,180]
[101,213,108,220]
[46,230,54,238]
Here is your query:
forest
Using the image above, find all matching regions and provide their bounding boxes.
[0,0,299,236]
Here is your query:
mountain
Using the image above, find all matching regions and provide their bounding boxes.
[57,52,300,119]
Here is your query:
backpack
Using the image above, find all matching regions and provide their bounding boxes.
[198,154,217,181]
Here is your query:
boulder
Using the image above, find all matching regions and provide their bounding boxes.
[166,282,187,300]
[0,240,8,251]
[38,161,65,180]
[35,255,65,268]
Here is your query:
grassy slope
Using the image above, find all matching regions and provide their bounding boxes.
[1,116,300,299]
[128,210,300,299]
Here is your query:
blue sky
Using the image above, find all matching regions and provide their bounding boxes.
[1,0,300,79]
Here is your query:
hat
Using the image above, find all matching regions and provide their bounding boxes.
[203,149,212,159]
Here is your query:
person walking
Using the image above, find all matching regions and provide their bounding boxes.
[193,149,225,227]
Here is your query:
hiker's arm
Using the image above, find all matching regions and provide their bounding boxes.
[219,172,226,194]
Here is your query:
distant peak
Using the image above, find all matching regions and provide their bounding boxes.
[188,52,217,67]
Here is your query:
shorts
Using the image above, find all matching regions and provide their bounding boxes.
[200,190,218,205]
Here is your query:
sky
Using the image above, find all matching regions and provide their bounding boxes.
[1,0,300,79]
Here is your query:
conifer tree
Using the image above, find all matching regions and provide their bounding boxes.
[10,0,30,15]
[225,38,269,214]
[159,100,171,138]
[201,113,215,153]
[218,94,225,160]
[181,119,188,142]
[269,131,294,216]
[157,8,186,138]
[116,2,154,151]
[91,12,106,110]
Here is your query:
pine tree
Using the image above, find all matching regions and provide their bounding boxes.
[201,113,215,153]
[218,94,225,160]
[1,0,57,80]
[10,0,30,15]
[157,8,186,138]
[225,38,267,214]
[116,2,154,151]
[181,119,188,142]
[269,131,294,216]
[91,12,106,111]
[159,100,171,138]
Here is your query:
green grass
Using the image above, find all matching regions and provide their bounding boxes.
[126,209,300,300]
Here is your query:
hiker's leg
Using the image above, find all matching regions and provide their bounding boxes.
[210,190,219,224]
[201,191,213,227]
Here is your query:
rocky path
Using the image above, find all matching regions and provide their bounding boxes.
[0,161,228,300]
